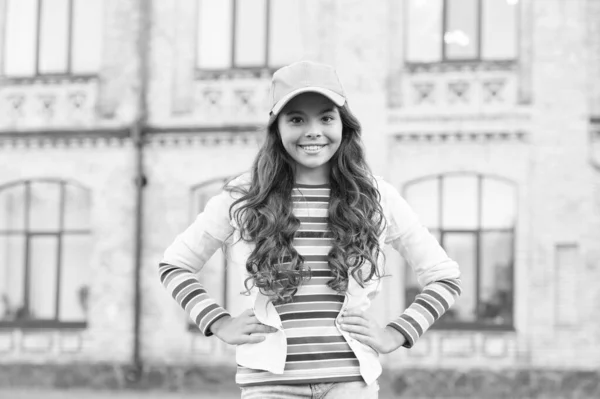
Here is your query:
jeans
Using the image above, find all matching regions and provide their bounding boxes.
[240,381,379,399]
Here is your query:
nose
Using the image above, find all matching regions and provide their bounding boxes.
[305,121,322,138]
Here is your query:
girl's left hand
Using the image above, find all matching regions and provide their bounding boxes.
[339,308,407,354]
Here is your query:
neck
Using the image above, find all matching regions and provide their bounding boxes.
[294,165,330,185]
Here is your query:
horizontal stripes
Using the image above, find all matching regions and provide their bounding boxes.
[293,237,333,246]
[282,319,337,329]
[287,342,350,354]
[287,335,347,345]
[280,311,339,321]
[297,222,329,232]
[158,263,229,336]
[286,351,356,362]
[293,201,329,209]
[387,278,462,348]
[282,294,344,303]
[237,185,362,387]
[294,216,328,223]
[295,230,333,238]
[275,302,340,314]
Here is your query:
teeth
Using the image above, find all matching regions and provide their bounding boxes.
[301,145,324,151]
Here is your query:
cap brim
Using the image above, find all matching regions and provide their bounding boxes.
[268,87,346,126]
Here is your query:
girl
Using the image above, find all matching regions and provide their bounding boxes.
[159,61,461,399]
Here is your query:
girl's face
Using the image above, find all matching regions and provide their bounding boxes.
[276,92,343,184]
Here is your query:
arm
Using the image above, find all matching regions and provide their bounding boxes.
[159,189,234,336]
[383,181,462,348]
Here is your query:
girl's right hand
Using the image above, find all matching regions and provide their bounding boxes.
[209,308,279,345]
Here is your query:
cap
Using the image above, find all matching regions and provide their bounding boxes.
[268,61,346,126]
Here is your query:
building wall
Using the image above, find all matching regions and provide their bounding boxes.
[0,0,599,384]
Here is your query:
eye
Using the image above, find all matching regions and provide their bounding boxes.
[322,115,335,123]
[289,116,303,124]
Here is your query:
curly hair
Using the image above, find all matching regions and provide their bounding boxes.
[227,103,385,304]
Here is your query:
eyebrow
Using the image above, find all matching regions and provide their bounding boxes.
[284,107,336,115]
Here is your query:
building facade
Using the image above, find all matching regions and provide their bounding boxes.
[1,0,599,396]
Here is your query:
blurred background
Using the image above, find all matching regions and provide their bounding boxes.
[0,0,599,398]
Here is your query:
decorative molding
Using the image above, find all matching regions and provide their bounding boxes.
[404,61,517,74]
[189,77,271,126]
[0,75,97,86]
[194,68,275,82]
[0,77,100,130]
[393,130,528,143]
[389,112,531,123]
[0,131,130,149]
[145,131,263,148]
[0,127,262,149]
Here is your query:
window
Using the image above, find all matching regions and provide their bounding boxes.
[195,0,304,70]
[405,0,518,63]
[3,0,103,77]
[187,177,231,330]
[403,174,516,329]
[0,180,92,327]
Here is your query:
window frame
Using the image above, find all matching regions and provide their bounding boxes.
[402,173,517,331]
[404,0,520,65]
[2,0,98,79]
[194,0,296,75]
[0,178,91,329]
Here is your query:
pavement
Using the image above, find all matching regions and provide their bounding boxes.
[0,389,240,399]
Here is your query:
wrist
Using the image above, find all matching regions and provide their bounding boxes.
[209,315,231,335]
[384,325,407,350]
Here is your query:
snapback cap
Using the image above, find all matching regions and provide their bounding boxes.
[268,61,346,126]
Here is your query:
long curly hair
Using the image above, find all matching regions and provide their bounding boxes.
[227,103,385,304]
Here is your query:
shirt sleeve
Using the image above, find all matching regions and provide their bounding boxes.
[159,188,236,336]
[380,180,462,348]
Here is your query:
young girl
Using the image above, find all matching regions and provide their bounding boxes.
[159,61,461,399]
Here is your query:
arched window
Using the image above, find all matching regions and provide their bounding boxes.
[403,173,516,329]
[0,179,91,327]
[187,177,232,330]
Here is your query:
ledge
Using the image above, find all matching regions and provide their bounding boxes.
[393,130,528,143]
[0,321,87,330]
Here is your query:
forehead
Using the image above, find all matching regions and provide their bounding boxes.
[282,92,338,113]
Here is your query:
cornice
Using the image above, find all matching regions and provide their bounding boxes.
[393,130,529,143]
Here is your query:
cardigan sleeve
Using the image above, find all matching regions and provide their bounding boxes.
[380,180,462,348]
[159,186,237,336]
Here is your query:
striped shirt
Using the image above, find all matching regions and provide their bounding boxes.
[236,184,362,386]
[158,177,462,386]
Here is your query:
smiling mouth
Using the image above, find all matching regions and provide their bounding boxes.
[298,144,326,153]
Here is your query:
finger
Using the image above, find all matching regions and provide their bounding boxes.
[241,308,255,317]
[342,309,365,318]
[246,315,261,325]
[339,316,368,326]
[242,323,277,334]
[340,323,371,336]
[250,324,279,334]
